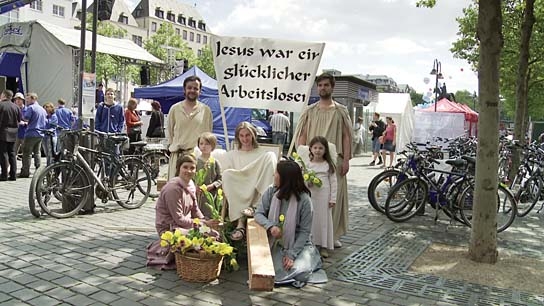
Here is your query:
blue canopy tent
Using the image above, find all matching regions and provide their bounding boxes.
[134,66,252,148]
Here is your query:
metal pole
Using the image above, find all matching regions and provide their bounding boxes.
[434,72,438,112]
[77,0,87,129]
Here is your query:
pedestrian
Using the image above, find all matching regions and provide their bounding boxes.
[125,98,143,154]
[95,88,124,133]
[42,102,58,166]
[307,136,337,258]
[20,93,47,178]
[294,72,352,248]
[368,112,385,166]
[12,92,26,159]
[146,101,165,138]
[95,83,104,107]
[380,117,397,168]
[270,110,290,147]
[55,98,74,130]
[0,90,22,181]
[167,76,213,179]
[352,116,364,156]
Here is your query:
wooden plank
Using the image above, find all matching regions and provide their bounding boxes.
[157,178,167,191]
[246,219,275,291]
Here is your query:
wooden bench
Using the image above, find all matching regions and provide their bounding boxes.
[246,218,275,291]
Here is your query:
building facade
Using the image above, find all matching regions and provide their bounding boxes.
[0,0,80,28]
[358,74,400,93]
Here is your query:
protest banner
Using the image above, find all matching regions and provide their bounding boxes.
[211,36,324,113]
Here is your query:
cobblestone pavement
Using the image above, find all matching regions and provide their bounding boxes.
[1,156,543,306]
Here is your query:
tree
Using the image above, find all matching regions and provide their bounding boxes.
[417,0,503,264]
[196,45,216,78]
[144,23,196,84]
[455,90,478,111]
[410,91,424,106]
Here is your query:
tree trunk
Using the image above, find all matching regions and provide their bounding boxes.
[468,0,503,264]
[510,0,536,179]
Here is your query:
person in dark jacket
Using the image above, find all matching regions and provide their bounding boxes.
[0,90,22,181]
[95,88,124,133]
[368,112,385,166]
[146,101,165,138]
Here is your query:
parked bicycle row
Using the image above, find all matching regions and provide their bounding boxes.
[28,129,169,218]
[367,140,518,233]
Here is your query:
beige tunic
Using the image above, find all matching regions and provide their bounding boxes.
[220,147,277,221]
[294,101,352,240]
[167,100,213,179]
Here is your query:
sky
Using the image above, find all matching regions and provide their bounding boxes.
[126,0,478,95]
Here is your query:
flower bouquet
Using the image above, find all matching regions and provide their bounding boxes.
[160,218,238,282]
[292,152,323,188]
[199,186,223,222]
[194,157,215,187]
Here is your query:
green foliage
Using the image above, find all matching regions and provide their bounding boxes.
[454,90,478,111]
[410,91,424,105]
[415,0,437,7]
[144,23,196,84]
[196,45,216,78]
[450,0,544,120]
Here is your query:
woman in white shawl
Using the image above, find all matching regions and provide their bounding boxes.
[254,160,327,287]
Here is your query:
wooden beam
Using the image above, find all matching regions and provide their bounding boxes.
[246,219,275,291]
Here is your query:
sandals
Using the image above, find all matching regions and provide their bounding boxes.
[230,227,246,241]
[241,207,255,218]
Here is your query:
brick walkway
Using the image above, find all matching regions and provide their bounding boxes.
[0,156,543,306]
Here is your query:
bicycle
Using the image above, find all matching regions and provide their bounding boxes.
[33,130,152,218]
[130,137,170,198]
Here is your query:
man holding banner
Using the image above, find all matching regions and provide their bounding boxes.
[294,73,352,248]
[167,76,213,179]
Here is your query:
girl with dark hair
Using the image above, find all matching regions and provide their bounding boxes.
[254,160,328,287]
[307,136,337,257]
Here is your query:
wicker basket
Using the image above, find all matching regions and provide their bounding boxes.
[175,251,224,283]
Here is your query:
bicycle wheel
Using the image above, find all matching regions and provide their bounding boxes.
[35,162,91,218]
[111,157,152,209]
[384,177,428,222]
[28,165,46,218]
[143,151,169,180]
[458,184,517,233]
[514,175,541,217]
[367,169,406,214]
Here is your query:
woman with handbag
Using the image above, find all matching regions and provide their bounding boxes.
[146,101,165,138]
[125,98,143,154]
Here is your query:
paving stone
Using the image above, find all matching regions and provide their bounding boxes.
[0,281,24,294]
[44,287,77,300]
[35,270,64,281]
[0,293,9,303]
[110,298,145,306]
[26,295,61,306]
[8,288,41,302]
[88,290,121,304]
[64,294,97,306]
[0,299,28,306]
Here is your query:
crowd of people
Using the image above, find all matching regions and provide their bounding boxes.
[146,72,358,287]
[2,72,386,288]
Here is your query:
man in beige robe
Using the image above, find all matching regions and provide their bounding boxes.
[294,73,352,247]
[167,76,213,179]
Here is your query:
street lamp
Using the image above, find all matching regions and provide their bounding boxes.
[430,59,444,112]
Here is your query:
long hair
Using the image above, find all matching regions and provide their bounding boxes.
[234,121,259,150]
[276,160,310,201]
[308,136,336,174]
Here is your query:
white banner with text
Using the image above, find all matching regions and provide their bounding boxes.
[211,36,324,113]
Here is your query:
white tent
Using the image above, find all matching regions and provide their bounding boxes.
[0,20,162,105]
[375,93,414,152]
[413,111,465,145]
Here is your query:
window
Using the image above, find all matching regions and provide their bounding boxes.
[167,12,175,22]
[198,21,206,31]
[176,28,180,35]
[196,34,201,43]
[177,15,186,25]
[197,49,203,56]
[182,30,187,40]
[203,35,207,44]
[30,0,42,11]
[118,14,128,24]
[155,8,164,18]
[132,35,142,47]
[189,32,194,41]
[52,4,65,17]
[151,22,157,32]
[188,18,196,28]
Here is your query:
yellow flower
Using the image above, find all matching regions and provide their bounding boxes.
[303,173,309,181]
[200,184,208,192]
[160,231,173,242]
[193,218,201,225]
[229,258,239,270]
[173,229,182,239]
[160,240,169,248]
[199,225,211,234]
[313,177,320,184]
[217,188,223,196]
[292,152,299,159]
[279,214,285,222]
[209,157,215,164]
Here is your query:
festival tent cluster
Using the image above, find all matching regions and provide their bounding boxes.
[419,98,479,136]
